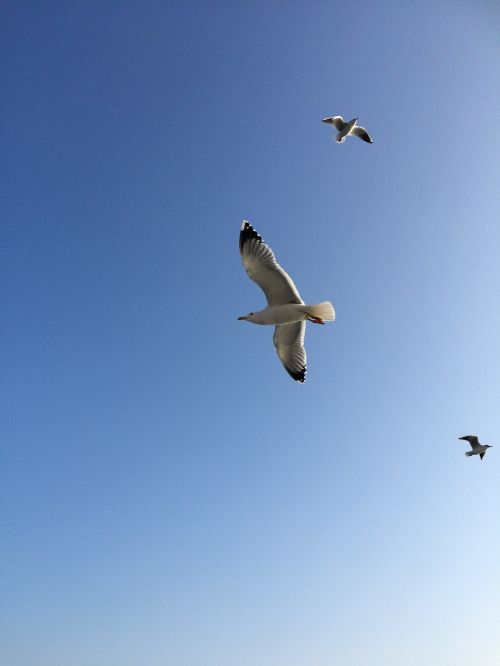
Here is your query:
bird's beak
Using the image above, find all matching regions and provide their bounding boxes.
[322,118,331,124]
[238,316,248,321]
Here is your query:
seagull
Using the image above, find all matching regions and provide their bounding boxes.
[322,115,373,144]
[459,435,493,460]
[238,221,335,383]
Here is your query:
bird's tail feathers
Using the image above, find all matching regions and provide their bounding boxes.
[465,451,474,457]
[305,301,336,321]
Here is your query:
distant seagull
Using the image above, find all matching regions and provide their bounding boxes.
[459,435,493,460]
[238,221,335,383]
[322,115,373,144]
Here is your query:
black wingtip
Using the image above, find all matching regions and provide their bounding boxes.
[285,366,306,383]
[239,220,263,252]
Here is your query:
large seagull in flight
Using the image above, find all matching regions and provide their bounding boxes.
[238,221,335,382]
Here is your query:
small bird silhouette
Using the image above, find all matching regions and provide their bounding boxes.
[322,115,373,144]
[459,435,493,461]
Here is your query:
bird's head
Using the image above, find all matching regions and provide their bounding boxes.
[322,117,333,124]
[238,312,256,323]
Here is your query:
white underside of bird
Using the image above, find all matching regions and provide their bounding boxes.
[238,221,335,382]
[239,302,334,326]
[322,115,373,144]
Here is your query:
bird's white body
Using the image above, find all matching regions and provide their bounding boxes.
[336,117,358,143]
[243,302,335,325]
[465,445,491,458]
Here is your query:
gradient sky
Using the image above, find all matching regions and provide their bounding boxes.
[2,2,500,665]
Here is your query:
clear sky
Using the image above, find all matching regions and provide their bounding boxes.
[2,2,499,664]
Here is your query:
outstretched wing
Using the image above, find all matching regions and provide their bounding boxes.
[350,126,373,143]
[459,435,480,449]
[322,116,346,131]
[239,221,303,306]
[480,452,485,460]
[273,322,307,383]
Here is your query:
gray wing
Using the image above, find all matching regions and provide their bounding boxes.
[322,116,346,131]
[459,435,480,449]
[239,221,303,306]
[273,322,307,383]
[350,126,373,143]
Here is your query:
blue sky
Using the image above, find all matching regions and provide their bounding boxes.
[2,1,499,664]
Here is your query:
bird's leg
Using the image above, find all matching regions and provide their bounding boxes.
[306,315,324,325]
